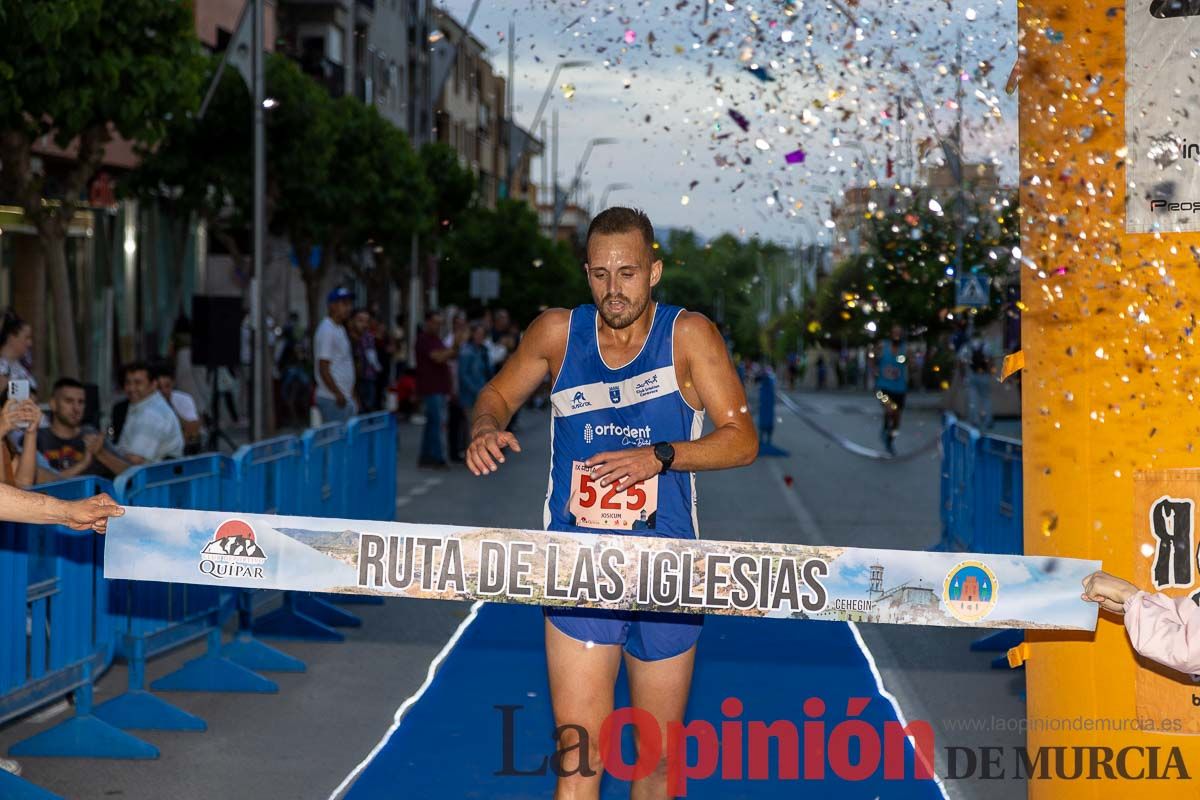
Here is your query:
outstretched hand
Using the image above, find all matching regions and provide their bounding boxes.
[64,493,125,533]
[467,429,522,476]
[1081,570,1139,615]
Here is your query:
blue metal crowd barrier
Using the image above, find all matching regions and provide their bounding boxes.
[235,434,359,642]
[224,436,312,668]
[936,414,980,552]
[936,413,1023,555]
[313,413,397,609]
[936,413,1026,665]
[1,413,396,797]
[0,478,155,800]
[972,433,1023,556]
[96,454,275,734]
[300,421,349,518]
[346,412,399,522]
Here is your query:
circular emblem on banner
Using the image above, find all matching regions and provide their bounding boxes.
[943,560,998,623]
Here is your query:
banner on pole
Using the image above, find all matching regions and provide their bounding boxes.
[1125,4,1200,233]
[105,507,1100,631]
[1133,470,1200,734]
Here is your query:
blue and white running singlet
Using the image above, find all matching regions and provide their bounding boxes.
[876,341,908,395]
[542,302,706,661]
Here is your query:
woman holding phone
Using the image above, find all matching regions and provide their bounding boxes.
[0,394,41,488]
[0,309,36,397]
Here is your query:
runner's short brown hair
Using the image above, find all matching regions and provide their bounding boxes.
[585,207,655,257]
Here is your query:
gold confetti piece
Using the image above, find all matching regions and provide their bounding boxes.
[1001,350,1025,382]
[1005,56,1021,95]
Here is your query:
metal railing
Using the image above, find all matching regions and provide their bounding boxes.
[0,413,397,798]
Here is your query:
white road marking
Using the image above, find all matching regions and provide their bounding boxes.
[327,601,484,800]
[769,459,951,800]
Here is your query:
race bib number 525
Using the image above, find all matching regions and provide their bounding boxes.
[568,460,658,530]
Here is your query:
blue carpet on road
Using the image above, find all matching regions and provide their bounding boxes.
[346,603,943,799]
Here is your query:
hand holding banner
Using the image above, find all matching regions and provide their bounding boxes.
[104,507,1100,631]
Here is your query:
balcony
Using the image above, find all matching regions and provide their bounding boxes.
[300,54,346,97]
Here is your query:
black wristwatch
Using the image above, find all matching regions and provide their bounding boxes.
[652,441,675,474]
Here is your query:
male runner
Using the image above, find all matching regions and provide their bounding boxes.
[875,324,909,456]
[466,207,757,799]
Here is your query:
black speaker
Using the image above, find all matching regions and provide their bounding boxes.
[83,382,100,431]
[192,295,244,368]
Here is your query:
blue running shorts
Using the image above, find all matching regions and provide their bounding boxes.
[544,606,704,661]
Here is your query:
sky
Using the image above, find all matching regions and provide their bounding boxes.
[438,0,1020,245]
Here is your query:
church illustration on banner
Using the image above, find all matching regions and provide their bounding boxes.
[812,561,1000,627]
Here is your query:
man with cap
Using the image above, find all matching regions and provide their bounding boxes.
[314,287,357,423]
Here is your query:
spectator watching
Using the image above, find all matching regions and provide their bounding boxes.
[0,309,36,397]
[314,287,357,423]
[350,307,382,414]
[37,378,131,479]
[0,395,41,488]
[153,360,203,454]
[116,361,184,464]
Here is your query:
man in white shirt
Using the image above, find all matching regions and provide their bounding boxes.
[116,361,184,464]
[314,287,357,423]
[154,360,203,454]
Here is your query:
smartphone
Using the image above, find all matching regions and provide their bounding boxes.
[8,378,29,403]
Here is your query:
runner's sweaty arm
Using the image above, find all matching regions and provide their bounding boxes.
[466,310,570,476]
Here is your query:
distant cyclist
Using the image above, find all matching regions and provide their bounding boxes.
[875,324,909,456]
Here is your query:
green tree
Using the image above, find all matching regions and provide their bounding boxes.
[325,97,430,323]
[804,189,1019,351]
[860,189,1018,339]
[418,142,476,316]
[656,230,764,355]
[124,57,252,308]
[262,55,337,329]
[809,253,875,346]
[420,142,476,236]
[0,0,206,377]
[440,199,586,325]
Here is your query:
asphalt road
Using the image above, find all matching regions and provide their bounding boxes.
[0,389,1026,800]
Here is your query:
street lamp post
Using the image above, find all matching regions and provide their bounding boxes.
[506,60,588,195]
[251,0,266,441]
[554,137,616,230]
[598,182,631,210]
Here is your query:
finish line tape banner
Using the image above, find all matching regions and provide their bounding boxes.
[104,507,1100,631]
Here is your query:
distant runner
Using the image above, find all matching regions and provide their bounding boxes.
[875,324,909,456]
[466,207,758,799]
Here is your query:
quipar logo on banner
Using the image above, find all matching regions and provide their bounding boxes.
[1133,471,1200,734]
